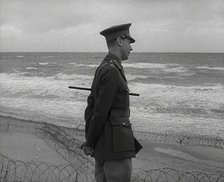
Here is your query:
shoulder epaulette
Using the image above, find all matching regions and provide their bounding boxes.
[108,60,116,67]
[96,60,117,76]
[96,62,108,76]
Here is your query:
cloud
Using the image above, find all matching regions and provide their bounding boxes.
[0,0,223,52]
[0,1,94,33]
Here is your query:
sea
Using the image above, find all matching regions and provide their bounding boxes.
[0,52,224,139]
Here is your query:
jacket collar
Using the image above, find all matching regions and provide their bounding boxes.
[104,53,127,82]
[106,52,122,69]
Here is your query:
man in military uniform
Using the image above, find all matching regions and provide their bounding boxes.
[83,23,141,182]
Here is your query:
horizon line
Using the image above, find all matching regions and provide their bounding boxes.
[0,51,223,54]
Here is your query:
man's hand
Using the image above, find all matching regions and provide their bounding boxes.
[81,142,94,156]
[83,146,94,156]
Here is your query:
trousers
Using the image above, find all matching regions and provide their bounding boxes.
[95,158,132,182]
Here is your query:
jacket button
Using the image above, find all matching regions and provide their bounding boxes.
[122,123,126,125]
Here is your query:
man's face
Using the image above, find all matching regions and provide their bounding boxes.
[121,38,133,61]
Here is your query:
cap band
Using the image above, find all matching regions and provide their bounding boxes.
[105,30,129,42]
[100,23,135,43]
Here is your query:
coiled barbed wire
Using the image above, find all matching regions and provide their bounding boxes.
[1,152,224,182]
[0,152,93,182]
[131,168,224,182]
[1,119,224,182]
[39,122,95,171]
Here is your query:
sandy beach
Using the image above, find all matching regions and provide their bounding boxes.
[0,116,224,181]
[0,132,68,165]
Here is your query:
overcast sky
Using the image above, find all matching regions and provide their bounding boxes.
[0,0,223,52]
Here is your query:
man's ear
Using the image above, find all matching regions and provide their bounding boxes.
[116,37,123,47]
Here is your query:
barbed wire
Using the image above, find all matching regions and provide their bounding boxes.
[39,122,95,172]
[0,152,93,182]
[1,118,224,181]
[1,152,224,182]
[131,168,224,182]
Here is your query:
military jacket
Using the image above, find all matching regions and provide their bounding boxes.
[84,53,136,160]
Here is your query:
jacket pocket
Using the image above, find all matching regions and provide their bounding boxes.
[110,117,135,152]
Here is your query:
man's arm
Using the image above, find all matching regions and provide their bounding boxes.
[84,91,95,138]
[86,65,119,149]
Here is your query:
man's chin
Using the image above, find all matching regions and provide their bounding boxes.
[122,55,129,61]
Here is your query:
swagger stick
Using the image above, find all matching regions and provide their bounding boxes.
[68,86,140,96]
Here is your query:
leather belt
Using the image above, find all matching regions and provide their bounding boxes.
[110,109,130,117]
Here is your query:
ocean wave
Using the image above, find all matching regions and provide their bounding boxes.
[129,82,224,93]
[0,98,86,129]
[126,75,185,84]
[197,66,224,71]
[38,62,49,66]
[69,62,181,71]
[126,74,149,81]
[123,63,189,73]
[1,72,224,135]
[54,72,93,80]
[0,72,93,100]
[128,82,224,119]
[123,63,172,69]
[68,62,189,74]
[130,106,224,138]
[164,66,188,73]
[42,56,55,58]
[164,76,184,79]
[2,72,223,111]
[25,67,37,70]
[68,62,98,68]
